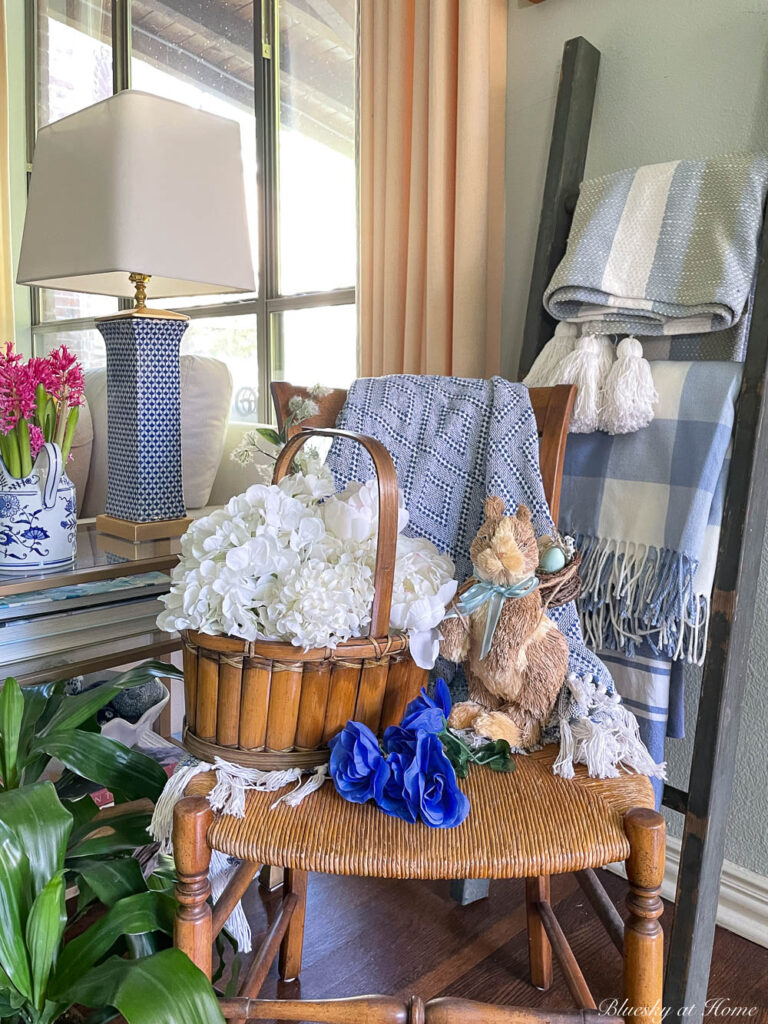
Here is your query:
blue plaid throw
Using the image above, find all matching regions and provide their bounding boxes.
[543,153,768,355]
[559,361,741,799]
[559,361,741,663]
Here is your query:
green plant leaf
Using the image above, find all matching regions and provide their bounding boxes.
[69,949,225,1024]
[66,795,101,846]
[66,809,153,860]
[38,662,181,738]
[50,891,175,996]
[0,819,32,1000]
[26,870,66,1010]
[472,738,516,773]
[0,678,24,790]
[0,783,72,897]
[17,683,58,782]
[255,426,282,446]
[71,858,147,909]
[34,732,168,803]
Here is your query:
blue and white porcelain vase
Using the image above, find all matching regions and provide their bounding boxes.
[0,442,77,573]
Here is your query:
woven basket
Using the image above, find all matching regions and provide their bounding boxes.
[181,427,428,769]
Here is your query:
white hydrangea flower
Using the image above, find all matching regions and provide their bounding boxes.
[158,465,456,664]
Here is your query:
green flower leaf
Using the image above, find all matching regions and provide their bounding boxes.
[255,426,282,447]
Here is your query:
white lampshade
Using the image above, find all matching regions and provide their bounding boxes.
[17,90,255,298]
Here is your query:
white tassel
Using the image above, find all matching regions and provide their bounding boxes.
[556,334,616,433]
[553,715,575,779]
[148,760,212,854]
[599,336,658,434]
[523,322,578,387]
[272,764,329,807]
[210,850,253,953]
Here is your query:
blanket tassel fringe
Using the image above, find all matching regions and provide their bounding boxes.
[552,674,666,781]
[573,533,710,664]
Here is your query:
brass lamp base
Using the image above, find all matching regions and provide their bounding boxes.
[96,514,193,542]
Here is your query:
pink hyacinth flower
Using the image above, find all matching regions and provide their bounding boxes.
[0,341,22,366]
[46,345,85,407]
[28,424,45,460]
[0,361,36,434]
[28,355,56,393]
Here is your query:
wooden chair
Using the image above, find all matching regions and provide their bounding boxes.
[172,380,665,1024]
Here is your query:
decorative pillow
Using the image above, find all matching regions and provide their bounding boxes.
[81,355,233,518]
[67,395,94,516]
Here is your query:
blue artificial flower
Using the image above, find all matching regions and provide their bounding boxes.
[399,678,453,734]
[403,732,470,829]
[329,720,390,805]
[21,526,49,542]
[381,723,417,757]
[379,750,418,823]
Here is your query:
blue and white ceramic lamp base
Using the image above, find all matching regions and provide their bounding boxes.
[96,314,190,537]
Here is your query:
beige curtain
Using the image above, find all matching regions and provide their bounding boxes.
[358,0,507,378]
[0,1,13,342]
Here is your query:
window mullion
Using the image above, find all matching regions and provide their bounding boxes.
[254,0,279,421]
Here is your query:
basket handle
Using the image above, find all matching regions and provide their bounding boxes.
[273,427,399,640]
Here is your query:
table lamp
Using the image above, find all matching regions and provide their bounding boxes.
[17,90,255,540]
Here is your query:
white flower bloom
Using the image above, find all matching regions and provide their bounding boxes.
[287,396,320,422]
[308,383,332,399]
[158,465,456,664]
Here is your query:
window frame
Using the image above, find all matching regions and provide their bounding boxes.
[24,0,357,422]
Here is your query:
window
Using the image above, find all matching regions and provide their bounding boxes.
[27,0,357,423]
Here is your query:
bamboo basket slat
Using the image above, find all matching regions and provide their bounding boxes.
[182,644,198,733]
[322,663,363,744]
[353,659,390,734]
[239,663,271,750]
[216,659,243,747]
[295,663,332,750]
[181,428,429,769]
[380,656,424,733]
[265,664,304,751]
[196,656,219,741]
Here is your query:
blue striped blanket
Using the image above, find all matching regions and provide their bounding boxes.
[326,375,664,781]
[543,154,768,350]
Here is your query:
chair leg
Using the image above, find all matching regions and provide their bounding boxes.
[525,875,553,990]
[278,868,308,982]
[173,795,214,980]
[624,807,666,1024]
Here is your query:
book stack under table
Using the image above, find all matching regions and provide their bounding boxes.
[0,520,181,686]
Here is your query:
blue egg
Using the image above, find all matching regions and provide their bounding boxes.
[540,545,566,573]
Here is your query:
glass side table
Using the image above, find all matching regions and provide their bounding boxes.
[0,520,182,686]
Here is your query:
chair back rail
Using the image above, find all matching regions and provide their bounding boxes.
[270,381,575,522]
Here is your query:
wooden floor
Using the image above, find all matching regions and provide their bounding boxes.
[239,869,768,1021]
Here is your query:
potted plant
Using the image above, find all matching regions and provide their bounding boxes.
[0,781,224,1024]
[0,343,83,572]
[0,663,225,1023]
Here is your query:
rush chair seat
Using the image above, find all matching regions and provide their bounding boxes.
[171,382,666,1024]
